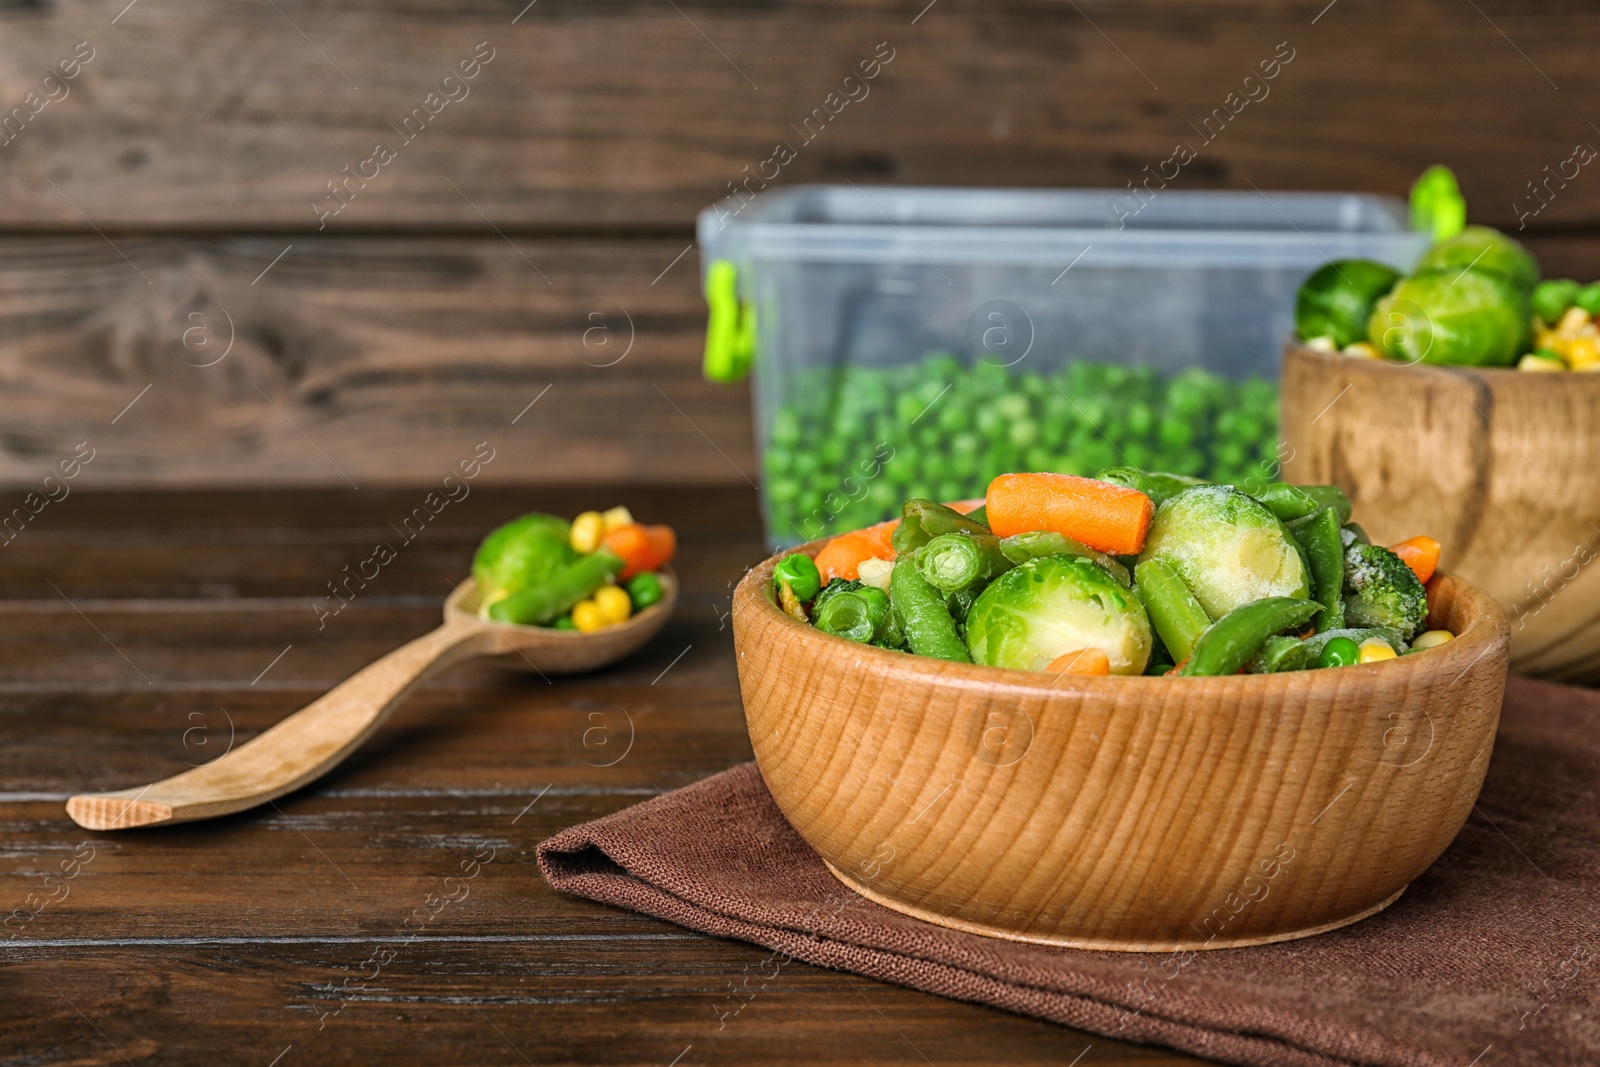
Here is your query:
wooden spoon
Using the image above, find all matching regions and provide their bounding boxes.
[65,571,677,831]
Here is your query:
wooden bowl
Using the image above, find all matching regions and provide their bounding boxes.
[732,551,1509,951]
[1280,343,1600,683]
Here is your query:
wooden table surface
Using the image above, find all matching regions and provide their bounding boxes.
[3,486,1205,1067]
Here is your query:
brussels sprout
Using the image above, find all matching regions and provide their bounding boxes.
[1368,269,1529,367]
[472,513,578,609]
[1342,544,1428,642]
[1136,485,1309,620]
[964,555,1152,675]
[1294,259,1401,348]
[1413,226,1539,292]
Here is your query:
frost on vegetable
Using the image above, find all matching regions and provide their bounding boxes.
[964,555,1152,675]
[1136,485,1309,620]
[1342,544,1428,642]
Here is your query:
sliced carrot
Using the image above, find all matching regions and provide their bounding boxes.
[1390,535,1441,584]
[985,472,1154,556]
[1046,648,1111,676]
[814,519,898,583]
[946,498,986,515]
[1164,658,1189,677]
[602,523,676,581]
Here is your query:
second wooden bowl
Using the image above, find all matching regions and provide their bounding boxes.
[732,552,1509,951]
[1281,343,1600,683]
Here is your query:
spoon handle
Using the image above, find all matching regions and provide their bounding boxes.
[66,618,507,831]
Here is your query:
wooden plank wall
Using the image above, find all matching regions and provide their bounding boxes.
[0,0,1595,487]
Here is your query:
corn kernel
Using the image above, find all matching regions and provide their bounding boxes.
[1358,638,1397,663]
[1519,354,1567,372]
[856,558,893,591]
[601,506,635,533]
[1304,335,1338,353]
[1536,327,1562,351]
[571,599,607,633]
[1558,306,1590,335]
[571,511,605,553]
[1342,342,1380,359]
[593,585,632,625]
[1567,335,1600,370]
[1412,629,1455,650]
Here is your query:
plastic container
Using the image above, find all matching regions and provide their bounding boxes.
[698,185,1427,547]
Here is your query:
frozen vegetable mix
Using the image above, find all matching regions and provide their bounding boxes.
[772,466,1456,678]
[473,507,675,630]
[1297,164,1598,371]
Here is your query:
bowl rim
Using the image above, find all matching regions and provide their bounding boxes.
[1283,337,1600,383]
[735,545,1508,695]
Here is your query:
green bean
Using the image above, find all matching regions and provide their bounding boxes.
[890,499,991,555]
[874,608,908,650]
[889,560,971,662]
[1300,485,1353,524]
[999,531,1130,586]
[1134,558,1212,662]
[1341,522,1370,547]
[772,552,821,602]
[916,532,1011,595]
[946,587,978,626]
[1096,466,1204,508]
[487,550,625,626]
[964,504,988,527]
[1236,482,1320,521]
[1247,635,1313,673]
[1180,597,1320,676]
[1289,507,1346,633]
[813,590,876,643]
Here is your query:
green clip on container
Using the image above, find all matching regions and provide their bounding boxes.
[698,186,1427,548]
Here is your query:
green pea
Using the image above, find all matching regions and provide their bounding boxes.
[773,553,822,603]
[627,571,666,611]
[1578,284,1600,316]
[1318,636,1361,668]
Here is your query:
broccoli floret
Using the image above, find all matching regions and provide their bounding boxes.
[1342,544,1427,642]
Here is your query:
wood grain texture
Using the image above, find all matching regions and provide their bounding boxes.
[0,486,1205,1066]
[733,546,1510,950]
[65,574,678,829]
[0,0,1598,230]
[1280,344,1600,683]
[0,234,757,489]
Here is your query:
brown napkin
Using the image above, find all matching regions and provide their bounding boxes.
[539,677,1599,1067]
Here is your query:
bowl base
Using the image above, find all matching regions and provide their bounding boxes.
[821,860,1408,952]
